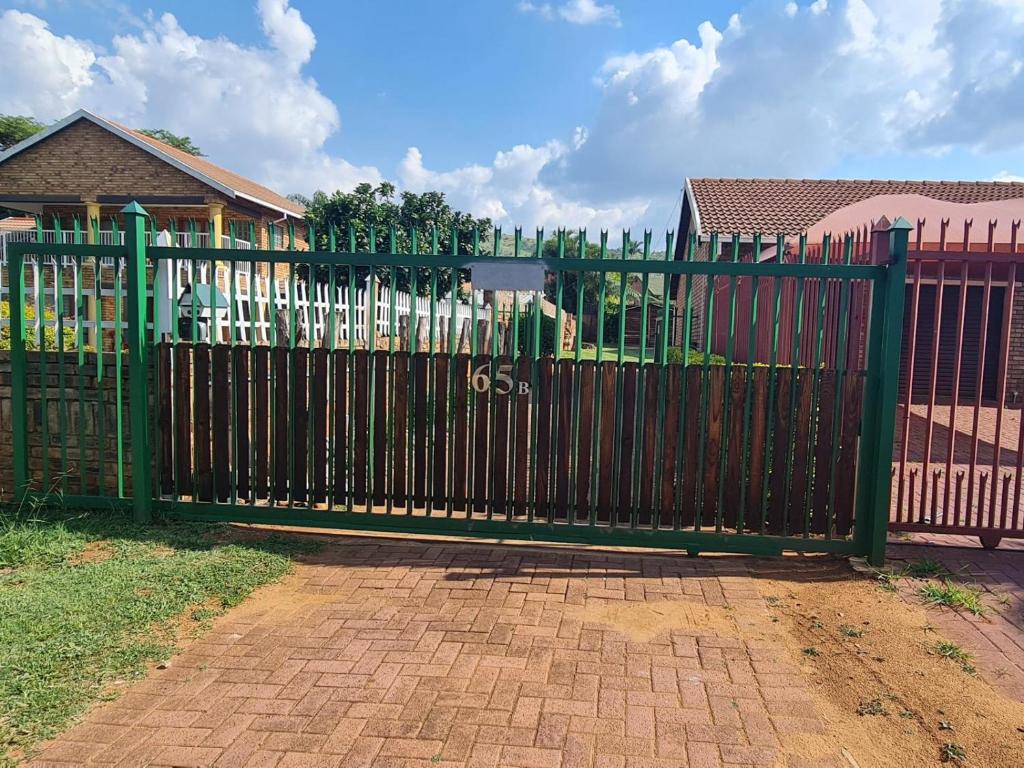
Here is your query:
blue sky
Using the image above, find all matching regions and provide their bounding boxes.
[2,0,1024,231]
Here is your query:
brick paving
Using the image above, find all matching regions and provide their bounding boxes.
[27,538,852,768]
[888,540,1024,704]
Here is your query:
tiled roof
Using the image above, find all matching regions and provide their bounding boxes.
[687,178,1024,235]
[122,125,306,217]
[0,216,37,231]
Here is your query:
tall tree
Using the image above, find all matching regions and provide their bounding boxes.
[302,182,492,295]
[0,115,45,150]
[136,128,203,156]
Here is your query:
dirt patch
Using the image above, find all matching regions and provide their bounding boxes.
[568,598,740,642]
[759,560,1024,768]
[67,540,114,566]
[223,568,350,624]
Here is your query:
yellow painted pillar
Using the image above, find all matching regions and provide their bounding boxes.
[85,201,101,348]
[209,202,224,248]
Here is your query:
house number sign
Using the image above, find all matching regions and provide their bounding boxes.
[472,364,531,395]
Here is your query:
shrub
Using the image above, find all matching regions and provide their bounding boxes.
[0,299,77,352]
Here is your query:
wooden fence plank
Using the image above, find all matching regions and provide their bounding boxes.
[835,374,863,536]
[472,353,490,514]
[194,343,213,502]
[157,343,173,495]
[211,345,230,502]
[680,366,702,529]
[432,354,449,510]
[273,346,289,502]
[513,356,531,517]
[492,356,513,518]
[617,363,638,524]
[452,354,470,512]
[576,361,595,522]
[311,348,327,504]
[788,370,814,536]
[534,358,554,518]
[659,365,681,528]
[767,369,792,534]
[330,350,347,506]
[723,367,747,530]
[812,371,836,535]
[638,363,659,525]
[746,367,769,532]
[254,346,269,500]
[555,359,575,520]
[413,352,429,507]
[174,343,192,493]
[701,366,724,529]
[391,352,408,507]
[373,351,388,507]
[292,349,308,504]
[353,349,369,506]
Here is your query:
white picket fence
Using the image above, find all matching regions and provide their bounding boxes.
[1,254,499,349]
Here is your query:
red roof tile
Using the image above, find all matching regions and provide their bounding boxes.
[687,178,1024,235]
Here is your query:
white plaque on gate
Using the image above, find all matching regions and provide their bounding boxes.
[469,261,545,291]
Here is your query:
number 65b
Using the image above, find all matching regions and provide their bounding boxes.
[472,364,529,395]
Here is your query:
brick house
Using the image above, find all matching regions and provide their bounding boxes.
[673,177,1024,404]
[0,109,307,249]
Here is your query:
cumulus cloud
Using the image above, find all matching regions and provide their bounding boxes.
[519,0,621,27]
[0,3,380,196]
[551,0,1024,209]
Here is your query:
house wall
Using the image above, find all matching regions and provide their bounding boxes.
[0,120,215,199]
[1009,285,1024,404]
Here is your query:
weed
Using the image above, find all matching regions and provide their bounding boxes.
[765,595,780,607]
[940,742,967,764]
[918,581,986,616]
[857,698,887,716]
[802,646,820,658]
[902,559,952,579]
[839,624,864,638]
[875,570,900,592]
[934,641,976,674]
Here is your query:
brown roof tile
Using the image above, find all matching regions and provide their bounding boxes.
[120,123,306,218]
[687,178,1024,235]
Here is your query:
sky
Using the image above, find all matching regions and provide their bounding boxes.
[2,0,1024,233]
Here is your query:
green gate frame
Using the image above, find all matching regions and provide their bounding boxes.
[6,203,910,565]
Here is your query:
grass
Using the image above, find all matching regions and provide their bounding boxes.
[940,742,967,764]
[918,581,987,616]
[935,641,977,674]
[839,624,865,638]
[857,698,887,716]
[0,506,315,765]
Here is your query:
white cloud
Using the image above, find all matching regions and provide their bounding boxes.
[552,0,1024,208]
[0,3,380,197]
[520,0,620,27]
[994,170,1024,182]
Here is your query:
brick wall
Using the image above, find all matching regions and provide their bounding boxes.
[1008,283,1024,405]
[0,351,150,499]
[0,120,214,198]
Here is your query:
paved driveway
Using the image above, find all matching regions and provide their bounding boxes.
[28,538,851,768]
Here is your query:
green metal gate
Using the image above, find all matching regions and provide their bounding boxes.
[5,203,910,564]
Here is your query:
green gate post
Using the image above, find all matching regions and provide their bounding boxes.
[123,201,152,523]
[866,217,911,566]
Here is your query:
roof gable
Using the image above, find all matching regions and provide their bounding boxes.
[0,110,305,218]
[685,178,1024,236]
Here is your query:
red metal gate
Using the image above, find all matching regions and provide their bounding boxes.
[889,219,1023,547]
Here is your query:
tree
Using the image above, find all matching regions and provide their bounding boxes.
[136,128,203,156]
[302,182,492,295]
[0,115,45,150]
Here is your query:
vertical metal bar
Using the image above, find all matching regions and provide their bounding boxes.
[673,233,696,529]
[347,225,357,511]
[426,228,439,512]
[781,235,808,534]
[895,237,923,522]
[487,227,500,520]
[694,233,718,530]
[759,235,786,532]
[446,225,459,517]
[611,230,630,525]
[386,226,397,513]
[112,217,125,498]
[588,230,607,524]
[327,225,338,509]
[991,256,1017,527]
[36,219,50,492]
[966,255,994,526]
[407,227,419,515]
[652,231,674,525]
[550,230,565,516]
[229,221,239,506]
[568,229,586,525]
[95,245,107,497]
[367,225,377,514]
[825,235,854,537]
[54,219,68,496]
[630,230,651,526]
[74,221,86,495]
[248,221,258,507]
[527,228,543,522]
[919,222,947,523]
[943,222,971,525]
[715,233,740,531]
[802,234,832,536]
[737,234,762,533]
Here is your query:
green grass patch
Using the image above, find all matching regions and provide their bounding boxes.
[934,641,976,674]
[0,507,314,763]
[918,581,987,616]
[902,559,953,579]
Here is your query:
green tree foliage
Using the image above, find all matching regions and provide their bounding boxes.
[136,128,204,156]
[302,183,492,295]
[0,115,45,150]
[0,301,78,352]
